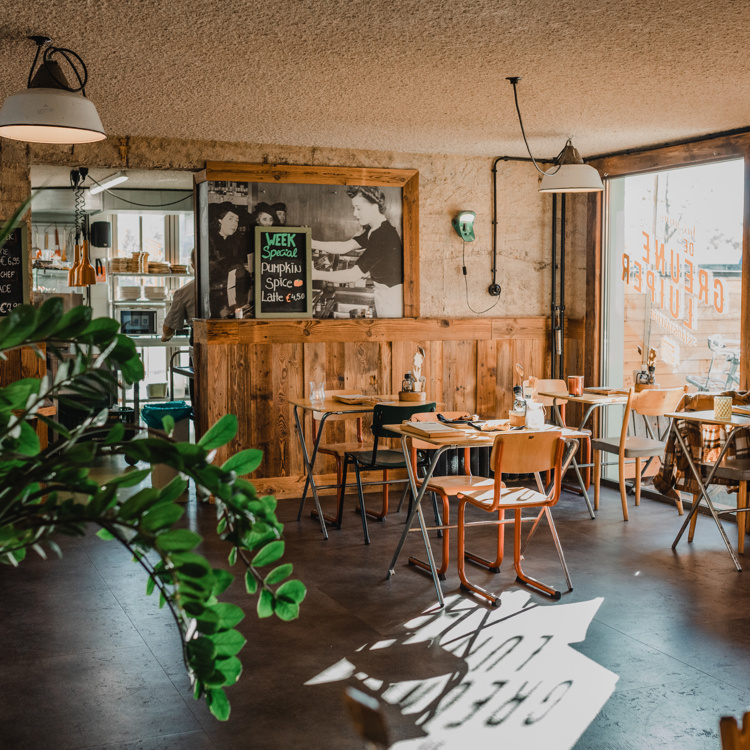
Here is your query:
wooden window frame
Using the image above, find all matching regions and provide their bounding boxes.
[585,134,750,390]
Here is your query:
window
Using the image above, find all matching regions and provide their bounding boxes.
[603,159,743,394]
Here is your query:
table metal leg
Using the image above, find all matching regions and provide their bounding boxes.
[387,436,446,607]
[551,402,595,519]
[293,406,328,540]
[670,425,742,571]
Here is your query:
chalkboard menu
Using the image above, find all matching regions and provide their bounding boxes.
[254,227,312,319]
[0,226,28,316]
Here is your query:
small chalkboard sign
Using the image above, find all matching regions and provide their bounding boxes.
[0,226,29,316]
[254,226,312,319]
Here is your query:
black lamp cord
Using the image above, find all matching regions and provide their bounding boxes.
[507,77,563,177]
[88,176,191,208]
[462,240,500,314]
[28,37,88,95]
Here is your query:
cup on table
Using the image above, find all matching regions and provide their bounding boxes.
[567,375,584,396]
[714,395,733,421]
[310,381,325,404]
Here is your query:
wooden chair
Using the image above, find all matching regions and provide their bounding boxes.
[310,390,389,527]
[406,411,497,579]
[592,386,687,521]
[341,402,436,544]
[525,377,592,488]
[456,430,570,605]
[720,711,750,749]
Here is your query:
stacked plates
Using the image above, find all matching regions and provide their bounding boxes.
[110,257,139,273]
[118,285,141,300]
[147,262,171,274]
[144,286,167,301]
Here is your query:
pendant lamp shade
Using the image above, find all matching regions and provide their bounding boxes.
[0,36,106,145]
[0,88,105,144]
[538,140,603,193]
[539,164,604,193]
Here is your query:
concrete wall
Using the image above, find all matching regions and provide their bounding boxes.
[2,135,588,319]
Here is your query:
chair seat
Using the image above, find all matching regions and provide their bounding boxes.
[419,475,496,496]
[707,457,750,482]
[459,485,549,508]
[345,449,410,469]
[591,435,665,458]
[319,441,372,457]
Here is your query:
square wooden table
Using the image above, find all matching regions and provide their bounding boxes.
[384,421,589,606]
[538,390,630,519]
[667,409,750,571]
[290,395,401,539]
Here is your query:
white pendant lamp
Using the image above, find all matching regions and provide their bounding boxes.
[507,77,603,194]
[0,36,106,145]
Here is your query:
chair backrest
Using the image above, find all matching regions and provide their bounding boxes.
[525,379,568,407]
[619,385,688,446]
[720,711,750,750]
[488,431,565,509]
[371,402,437,440]
[631,385,688,417]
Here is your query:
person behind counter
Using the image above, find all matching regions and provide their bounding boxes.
[310,186,403,317]
[162,249,195,342]
[162,250,196,407]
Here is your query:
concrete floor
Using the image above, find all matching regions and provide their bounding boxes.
[2,467,750,749]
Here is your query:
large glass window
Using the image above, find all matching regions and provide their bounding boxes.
[604,159,743,393]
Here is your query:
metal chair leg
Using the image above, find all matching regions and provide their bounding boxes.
[352,461,371,545]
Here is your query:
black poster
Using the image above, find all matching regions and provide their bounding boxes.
[0,227,28,316]
[254,227,312,318]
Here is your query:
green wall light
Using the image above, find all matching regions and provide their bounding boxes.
[452,210,476,242]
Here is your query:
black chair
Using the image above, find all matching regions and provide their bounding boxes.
[340,401,436,544]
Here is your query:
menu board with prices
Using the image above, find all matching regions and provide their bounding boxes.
[254,227,312,318]
[0,227,28,316]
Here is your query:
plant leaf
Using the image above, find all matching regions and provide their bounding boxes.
[198,414,238,451]
[245,570,258,594]
[206,688,230,721]
[251,540,284,568]
[140,503,184,532]
[257,589,274,619]
[263,563,293,585]
[221,449,263,476]
[155,529,202,552]
[275,579,307,605]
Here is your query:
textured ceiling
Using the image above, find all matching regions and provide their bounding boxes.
[1,0,749,159]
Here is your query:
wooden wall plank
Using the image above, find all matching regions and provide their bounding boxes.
[195,315,585,495]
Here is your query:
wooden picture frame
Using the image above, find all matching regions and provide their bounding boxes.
[194,162,419,319]
[254,226,313,319]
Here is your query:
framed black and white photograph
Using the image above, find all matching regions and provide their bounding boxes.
[194,163,419,320]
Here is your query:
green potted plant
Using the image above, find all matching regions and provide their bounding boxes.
[0,202,304,721]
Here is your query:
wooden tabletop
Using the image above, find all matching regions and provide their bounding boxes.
[539,391,629,405]
[665,410,750,427]
[289,395,400,413]
[385,421,589,446]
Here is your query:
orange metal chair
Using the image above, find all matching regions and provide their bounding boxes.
[406,412,497,579]
[456,430,570,605]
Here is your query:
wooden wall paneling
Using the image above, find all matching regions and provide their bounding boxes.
[390,340,415,395]
[513,338,546,384]
[442,340,478,413]
[493,338,515,418]
[476,340,499,418]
